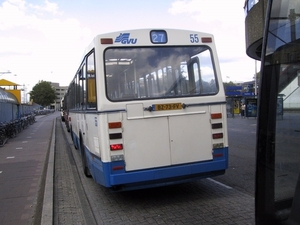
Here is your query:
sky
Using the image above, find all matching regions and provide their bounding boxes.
[0,0,258,94]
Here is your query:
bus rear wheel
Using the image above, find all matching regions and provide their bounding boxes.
[80,140,92,177]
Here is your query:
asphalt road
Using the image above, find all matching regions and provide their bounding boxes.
[54,114,256,225]
[214,115,257,196]
[0,112,256,225]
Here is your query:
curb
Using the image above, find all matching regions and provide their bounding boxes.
[41,118,56,224]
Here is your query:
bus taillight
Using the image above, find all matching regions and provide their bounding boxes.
[212,133,223,139]
[211,113,222,119]
[213,153,223,158]
[108,122,122,129]
[112,166,124,171]
[110,144,123,151]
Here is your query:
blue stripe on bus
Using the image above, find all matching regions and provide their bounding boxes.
[85,147,228,189]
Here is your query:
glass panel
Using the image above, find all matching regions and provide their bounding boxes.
[198,49,218,94]
[248,0,259,12]
[257,0,300,223]
[244,0,259,16]
[69,80,75,109]
[265,0,300,203]
[75,73,81,109]
[104,46,218,101]
[87,52,97,109]
[82,64,86,110]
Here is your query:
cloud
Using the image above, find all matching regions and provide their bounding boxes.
[169,0,244,24]
[168,0,254,82]
[168,0,200,15]
[29,0,60,15]
[168,0,245,40]
[0,0,92,87]
[0,0,255,90]
[0,36,33,55]
[0,0,27,30]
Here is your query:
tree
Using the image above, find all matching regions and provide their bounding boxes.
[29,81,56,107]
[254,71,260,81]
[223,81,236,90]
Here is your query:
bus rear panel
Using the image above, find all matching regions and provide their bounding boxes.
[67,29,228,191]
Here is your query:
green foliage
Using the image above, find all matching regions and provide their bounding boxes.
[223,81,237,89]
[255,71,260,80]
[29,81,56,107]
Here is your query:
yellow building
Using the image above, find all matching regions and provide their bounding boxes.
[0,79,21,104]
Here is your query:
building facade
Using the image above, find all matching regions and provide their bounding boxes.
[244,0,300,110]
[50,82,68,111]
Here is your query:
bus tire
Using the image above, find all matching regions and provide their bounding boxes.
[80,139,92,178]
[70,126,78,149]
[70,126,73,141]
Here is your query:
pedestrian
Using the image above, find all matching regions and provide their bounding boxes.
[241,104,245,118]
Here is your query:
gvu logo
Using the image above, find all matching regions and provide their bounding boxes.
[115,33,137,44]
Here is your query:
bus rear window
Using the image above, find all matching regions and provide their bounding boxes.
[105,46,218,101]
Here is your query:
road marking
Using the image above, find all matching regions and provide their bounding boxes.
[16,147,23,149]
[0,171,2,174]
[207,178,233,189]
[7,156,15,159]
[22,141,28,143]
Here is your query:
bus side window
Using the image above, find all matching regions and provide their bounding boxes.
[87,52,97,109]
[75,72,82,110]
[69,81,75,109]
[81,65,86,109]
[187,57,201,94]
[198,49,217,94]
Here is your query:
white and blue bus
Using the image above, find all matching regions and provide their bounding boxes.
[64,29,228,191]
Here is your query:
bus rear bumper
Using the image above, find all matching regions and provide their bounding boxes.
[88,147,228,191]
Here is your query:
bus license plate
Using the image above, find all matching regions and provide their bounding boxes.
[153,103,182,111]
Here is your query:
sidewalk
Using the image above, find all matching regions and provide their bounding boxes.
[0,112,58,225]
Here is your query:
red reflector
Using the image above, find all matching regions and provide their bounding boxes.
[110,144,123,151]
[211,113,222,119]
[213,133,223,139]
[108,122,122,129]
[101,38,113,44]
[112,166,124,171]
[202,37,212,43]
[214,153,223,158]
